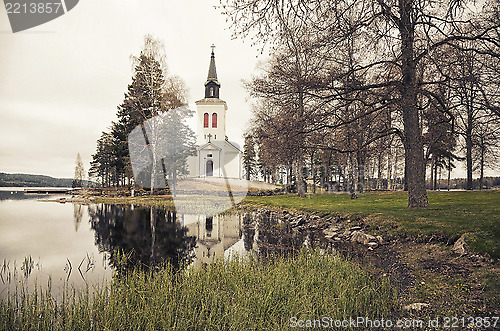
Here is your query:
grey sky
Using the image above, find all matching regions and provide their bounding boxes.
[0,0,259,178]
[1,1,497,180]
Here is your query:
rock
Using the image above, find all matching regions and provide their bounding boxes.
[323,230,338,239]
[376,235,384,244]
[350,231,364,243]
[324,225,343,233]
[403,303,430,311]
[348,226,362,231]
[368,242,379,249]
[365,234,378,244]
[351,231,378,246]
[290,217,306,228]
[342,229,352,238]
[453,234,469,256]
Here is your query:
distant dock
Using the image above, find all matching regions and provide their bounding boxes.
[24,188,73,194]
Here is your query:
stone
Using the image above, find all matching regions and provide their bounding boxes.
[323,230,338,239]
[325,225,343,233]
[342,230,352,238]
[350,231,378,245]
[368,242,379,249]
[453,234,469,256]
[348,226,362,231]
[350,231,364,243]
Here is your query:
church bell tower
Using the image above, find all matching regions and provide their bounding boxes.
[205,45,220,98]
[195,45,227,145]
[187,45,243,179]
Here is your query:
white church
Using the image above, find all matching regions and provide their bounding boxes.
[187,46,243,179]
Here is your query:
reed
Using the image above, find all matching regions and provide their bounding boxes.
[1,250,397,330]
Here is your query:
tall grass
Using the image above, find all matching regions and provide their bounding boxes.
[1,250,397,330]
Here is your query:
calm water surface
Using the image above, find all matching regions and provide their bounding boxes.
[0,188,259,298]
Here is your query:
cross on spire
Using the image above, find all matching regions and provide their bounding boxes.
[205,45,220,98]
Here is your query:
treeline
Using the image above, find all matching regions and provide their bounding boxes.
[0,172,77,187]
[88,36,190,188]
[223,0,500,206]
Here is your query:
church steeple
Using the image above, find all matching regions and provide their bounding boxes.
[205,45,220,98]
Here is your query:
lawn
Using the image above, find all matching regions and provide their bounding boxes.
[244,191,500,258]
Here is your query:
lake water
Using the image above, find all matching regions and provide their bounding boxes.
[0,188,261,298]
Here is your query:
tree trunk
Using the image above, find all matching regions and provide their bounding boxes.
[295,160,306,197]
[387,148,393,191]
[480,145,485,190]
[430,158,434,191]
[399,0,428,207]
[466,122,473,190]
[433,159,438,191]
[311,152,317,194]
[377,152,383,190]
[447,154,451,191]
[356,152,365,193]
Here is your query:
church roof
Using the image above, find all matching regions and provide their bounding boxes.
[198,141,241,153]
[198,142,223,151]
[195,98,227,107]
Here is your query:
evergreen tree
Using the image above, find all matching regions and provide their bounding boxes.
[90,35,189,189]
[243,134,257,180]
[89,132,114,187]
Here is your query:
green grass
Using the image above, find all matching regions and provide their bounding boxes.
[0,250,397,330]
[244,191,500,258]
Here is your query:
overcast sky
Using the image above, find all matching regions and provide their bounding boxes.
[0,0,261,178]
[1,1,497,180]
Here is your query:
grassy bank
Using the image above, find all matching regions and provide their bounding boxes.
[0,251,396,330]
[244,191,500,258]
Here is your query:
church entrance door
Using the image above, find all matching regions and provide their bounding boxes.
[206,160,213,176]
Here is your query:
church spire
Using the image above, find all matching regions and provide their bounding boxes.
[204,44,220,98]
[207,45,218,81]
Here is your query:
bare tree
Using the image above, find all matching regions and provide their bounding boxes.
[473,118,500,189]
[221,0,500,207]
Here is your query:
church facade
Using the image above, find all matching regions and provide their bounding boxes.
[187,46,243,179]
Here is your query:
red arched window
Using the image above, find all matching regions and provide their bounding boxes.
[203,113,209,128]
[212,113,217,128]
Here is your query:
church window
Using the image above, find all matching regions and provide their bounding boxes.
[210,87,214,97]
[212,113,217,128]
[203,113,209,128]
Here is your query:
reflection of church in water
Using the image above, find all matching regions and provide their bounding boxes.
[187,46,243,179]
[181,213,255,268]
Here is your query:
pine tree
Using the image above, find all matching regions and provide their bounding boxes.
[90,35,190,189]
[243,134,257,180]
